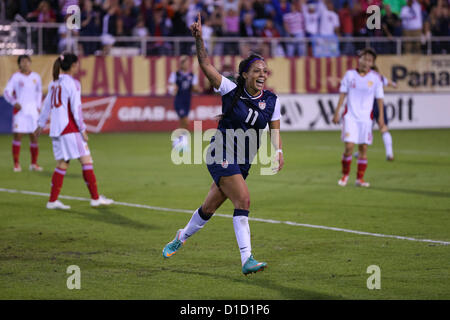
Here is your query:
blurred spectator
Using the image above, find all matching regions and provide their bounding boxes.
[201,15,214,53]
[400,0,424,53]
[424,4,450,53]
[338,0,354,55]
[253,0,269,31]
[27,0,57,22]
[80,0,102,55]
[302,0,321,37]
[148,6,172,55]
[381,4,402,53]
[320,0,340,35]
[121,0,139,36]
[27,1,58,53]
[133,14,149,37]
[171,0,191,54]
[224,8,240,55]
[186,0,204,30]
[283,1,307,56]
[239,0,255,20]
[100,0,121,54]
[272,0,291,35]
[223,0,240,13]
[261,19,285,56]
[240,12,257,37]
[210,4,224,54]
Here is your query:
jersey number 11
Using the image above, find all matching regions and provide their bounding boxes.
[245,109,259,126]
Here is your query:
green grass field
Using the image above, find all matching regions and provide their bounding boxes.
[0,129,449,300]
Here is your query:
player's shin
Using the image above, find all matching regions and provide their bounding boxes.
[82,163,99,200]
[357,158,368,180]
[179,206,211,242]
[233,209,252,266]
[30,143,39,165]
[49,167,66,202]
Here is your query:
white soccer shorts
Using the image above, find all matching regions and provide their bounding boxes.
[341,116,373,145]
[12,113,38,133]
[52,132,91,161]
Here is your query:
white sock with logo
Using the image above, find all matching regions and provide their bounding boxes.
[233,209,252,266]
[179,207,210,242]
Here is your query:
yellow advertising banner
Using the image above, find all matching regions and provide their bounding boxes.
[1,55,449,96]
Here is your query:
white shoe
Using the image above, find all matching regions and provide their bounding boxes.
[355,179,370,187]
[46,200,71,210]
[338,175,349,186]
[90,195,114,207]
[13,164,22,172]
[29,164,43,171]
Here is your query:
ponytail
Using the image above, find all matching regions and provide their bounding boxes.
[53,57,61,81]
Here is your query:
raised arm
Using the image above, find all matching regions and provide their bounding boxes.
[190,12,222,89]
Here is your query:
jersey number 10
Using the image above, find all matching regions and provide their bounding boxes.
[245,109,259,126]
[51,86,62,108]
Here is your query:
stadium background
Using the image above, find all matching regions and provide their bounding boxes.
[1,0,450,301]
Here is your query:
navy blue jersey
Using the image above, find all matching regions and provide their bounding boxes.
[207,76,281,166]
[170,71,196,109]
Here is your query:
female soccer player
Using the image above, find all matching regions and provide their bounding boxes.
[35,53,113,210]
[3,55,43,172]
[332,48,386,187]
[168,55,202,150]
[162,13,284,276]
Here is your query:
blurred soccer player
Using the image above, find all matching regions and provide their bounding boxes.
[168,55,202,150]
[162,13,284,275]
[333,48,386,187]
[3,55,43,172]
[35,53,113,210]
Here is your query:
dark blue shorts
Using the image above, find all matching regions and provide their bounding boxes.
[373,102,388,125]
[207,162,251,188]
[175,104,190,118]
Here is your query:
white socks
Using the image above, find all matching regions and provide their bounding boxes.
[179,207,210,242]
[382,131,393,158]
[233,209,252,266]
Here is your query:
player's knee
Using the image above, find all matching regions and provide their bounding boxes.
[235,195,250,211]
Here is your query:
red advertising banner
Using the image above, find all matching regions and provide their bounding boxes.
[81,95,222,132]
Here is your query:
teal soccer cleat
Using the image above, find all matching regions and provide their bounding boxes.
[162,229,185,259]
[242,255,267,275]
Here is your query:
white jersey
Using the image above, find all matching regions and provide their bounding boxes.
[39,74,86,137]
[3,71,42,116]
[339,70,384,122]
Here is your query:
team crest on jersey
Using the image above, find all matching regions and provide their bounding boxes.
[368,81,373,87]
[258,101,266,110]
[19,81,24,87]
[33,79,37,84]
[221,159,229,168]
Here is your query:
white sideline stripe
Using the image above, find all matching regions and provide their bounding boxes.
[1,187,449,246]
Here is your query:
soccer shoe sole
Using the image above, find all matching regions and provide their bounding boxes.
[243,264,267,276]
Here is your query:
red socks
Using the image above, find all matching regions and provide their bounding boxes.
[50,168,66,202]
[12,141,39,165]
[12,140,21,165]
[82,163,99,200]
[30,143,39,165]
[49,164,99,202]
[357,158,368,180]
[341,154,352,176]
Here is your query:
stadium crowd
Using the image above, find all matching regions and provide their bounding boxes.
[4,0,450,55]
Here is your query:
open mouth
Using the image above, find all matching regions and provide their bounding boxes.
[256,79,265,86]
